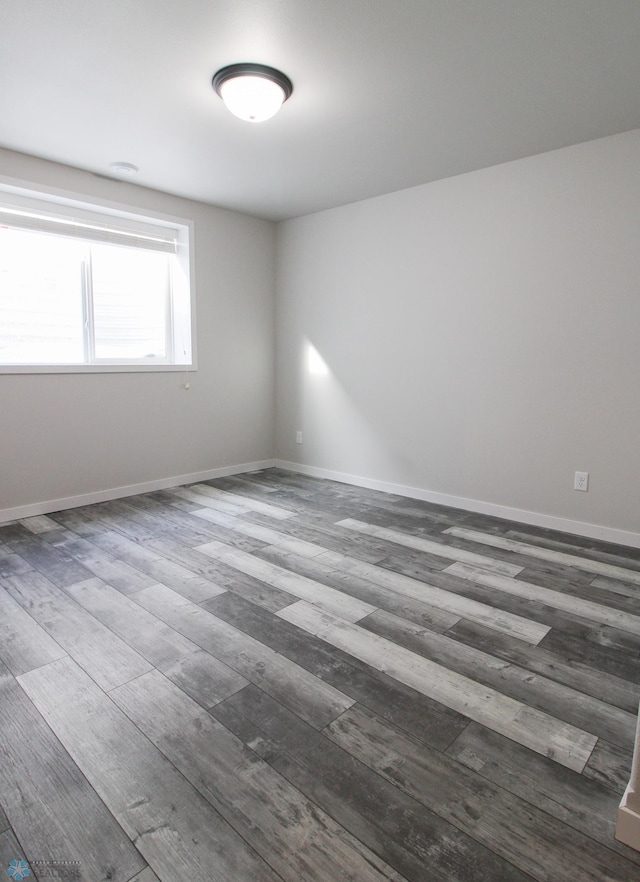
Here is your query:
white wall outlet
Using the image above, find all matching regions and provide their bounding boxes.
[296,430,303,444]
[574,471,589,492]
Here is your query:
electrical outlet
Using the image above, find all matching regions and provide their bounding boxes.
[574,471,589,492]
[296,430,303,444]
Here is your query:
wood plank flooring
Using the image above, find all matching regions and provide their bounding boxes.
[1,469,639,882]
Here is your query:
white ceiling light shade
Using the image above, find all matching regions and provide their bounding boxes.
[212,63,293,123]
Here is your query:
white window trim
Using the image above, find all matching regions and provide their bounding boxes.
[0,176,197,375]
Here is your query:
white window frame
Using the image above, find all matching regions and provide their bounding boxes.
[0,177,196,374]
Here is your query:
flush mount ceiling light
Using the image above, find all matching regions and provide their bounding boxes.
[212,63,293,123]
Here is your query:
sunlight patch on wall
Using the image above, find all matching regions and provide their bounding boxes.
[307,342,329,376]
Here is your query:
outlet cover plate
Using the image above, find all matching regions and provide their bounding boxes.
[574,471,589,491]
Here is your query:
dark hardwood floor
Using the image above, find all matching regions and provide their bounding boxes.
[1,468,639,882]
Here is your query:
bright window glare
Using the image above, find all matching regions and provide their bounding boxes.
[0,228,85,363]
[0,189,193,373]
[92,245,169,360]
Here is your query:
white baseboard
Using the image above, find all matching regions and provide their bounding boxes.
[276,460,640,550]
[0,459,276,524]
[616,788,640,852]
[5,457,639,550]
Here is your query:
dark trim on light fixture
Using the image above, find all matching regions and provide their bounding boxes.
[212,63,293,102]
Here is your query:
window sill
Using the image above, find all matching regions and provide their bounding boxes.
[0,363,196,375]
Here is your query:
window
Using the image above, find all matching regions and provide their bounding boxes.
[0,186,194,372]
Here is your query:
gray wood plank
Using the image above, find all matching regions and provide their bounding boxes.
[503,527,640,569]
[583,738,634,794]
[0,552,33,578]
[4,572,152,691]
[0,661,145,882]
[445,561,640,636]
[444,617,640,713]
[248,508,449,566]
[17,657,284,882]
[192,507,331,557]
[133,583,355,729]
[1,470,638,882]
[196,539,376,622]
[54,535,157,594]
[169,485,293,520]
[4,535,94,588]
[395,561,618,638]
[313,548,549,644]
[141,536,298,611]
[203,590,469,751]
[64,577,248,708]
[127,869,161,882]
[338,517,525,576]
[0,586,67,676]
[359,608,638,747]
[252,544,462,632]
[278,601,597,772]
[445,721,640,865]
[325,704,639,882]
[591,575,640,600]
[187,483,296,519]
[0,830,29,878]
[211,684,535,882]
[87,530,227,602]
[445,526,640,584]
[93,494,264,552]
[112,669,409,882]
[539,623,640,683]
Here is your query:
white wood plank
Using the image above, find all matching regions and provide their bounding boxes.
[314,549,549,645]
[170,485,294,520]
[18,515,62,534]
[445,562,640,637]
[170,486,261,515]
[196,540,376,623]
[188,507,238,528]
[190,484,295,520]
[277,601,597,773]
[337,518,524,576]
[133,583,355,729]
[193,510,328,558]
[362,610,637,747]
[445,526,640,585]
[18,657,282,882]
[112,669,408,882]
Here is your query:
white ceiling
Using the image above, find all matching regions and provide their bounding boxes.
[2,1,640,221]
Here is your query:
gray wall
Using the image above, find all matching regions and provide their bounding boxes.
[275,130,640,542]
[0,149,276,516]
[4,131,639,544]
